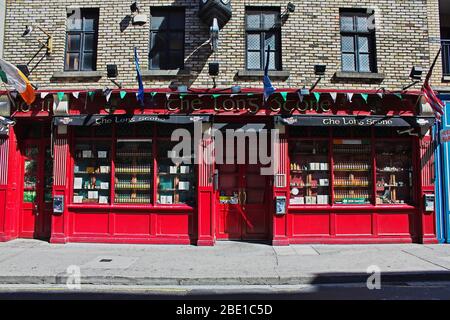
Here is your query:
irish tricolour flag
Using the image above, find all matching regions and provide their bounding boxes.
[0,59,35,105]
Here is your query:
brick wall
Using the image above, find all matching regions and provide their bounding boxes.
[0,0,5,58]
[2,0,444,91]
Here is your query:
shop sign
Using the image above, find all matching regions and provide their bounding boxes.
[54,115,210,126]
[277,116,434,128]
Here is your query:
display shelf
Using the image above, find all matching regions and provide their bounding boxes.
[333,140,372,205]
[114,139,153,205]
[73,142,111,205]
[375,142,413,205]
[157,141,196,206]
[289,140,331,205]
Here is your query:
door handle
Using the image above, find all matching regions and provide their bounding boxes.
[34,203,39,216]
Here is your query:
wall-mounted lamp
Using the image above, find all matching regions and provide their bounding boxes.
[299,87,310,96]
[22,25,53,54]
[130,1,147,26]
[402,66,423,91]
[178,85,188,93]
[231,86,242,94]
[281,2,296,19]
[107,64,122,89]
[310,64,327,90]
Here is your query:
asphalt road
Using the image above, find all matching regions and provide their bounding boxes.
[0,283,450,300]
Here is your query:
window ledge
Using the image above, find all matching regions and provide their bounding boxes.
[334,71,385,81]
[443,75,450,82]
[141,69,194,77]
[51,71,102,81]
[236,69,291,79]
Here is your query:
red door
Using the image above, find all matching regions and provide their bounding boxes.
[215,123,271,241]
[19,140,53,239]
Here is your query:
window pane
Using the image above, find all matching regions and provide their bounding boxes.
[84,33,95,51]
[247,33,261,50]
[263,13,276,29]
[340,15,354,31]
[115,140,153,204]
[342,54,356,71]
[333,141,373,205]
[247,51,261,69]
[84,16,96,31]
[169,50,184,69]
[264,33,276,50]
[67,11,82,31]
[246,13,261,29]
[67,34,81,51]
[375,142,413,205]
[66,53,80,70]
[170,11,185,30]
[82,52,94,70]
[169,32,183,50]
[73,142,111,205]
[356,16,369,32]
[341,36,355,52]
[289,141,331,206]
[267,51,276,70]
[358,54,371,72]
[358,36,369,53]
[151,14,167,30]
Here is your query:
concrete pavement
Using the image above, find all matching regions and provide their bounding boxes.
[1,240,450,286]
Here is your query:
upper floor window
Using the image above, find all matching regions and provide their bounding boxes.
[65,8,99,71]
[149,7,185,70]
[245,8,281,71]
[340,10,376,73]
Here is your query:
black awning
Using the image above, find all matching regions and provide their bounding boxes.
[275,115,435,129]
[53,114,211,126]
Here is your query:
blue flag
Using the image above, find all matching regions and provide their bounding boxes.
[263,46,276,101]
[134,47,145,105]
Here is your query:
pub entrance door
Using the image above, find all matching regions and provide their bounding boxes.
[215,123,272,241]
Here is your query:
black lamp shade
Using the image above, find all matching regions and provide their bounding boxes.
[314,64,326,76]
[107,64,118,78]
[209,62,220,76]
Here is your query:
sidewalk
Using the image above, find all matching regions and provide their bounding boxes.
[1,240,450,286]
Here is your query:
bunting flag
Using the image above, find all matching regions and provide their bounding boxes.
[280,92,288,102]
[212,94,220,99]
[72,92,80,99]
[134,47,145,106]
[88,91,95,101]
[297,91,304,103]
[361,93,369,103]
[57,92,65,101]
[0,58,36,105]
[40,92,50,99]
[263,46,276,102]
[422,48,445,117]
[103,88,113,102]
[313,92,321,102]
[151,92,158,98]
[329,92,337,103]
[347,93,354,102]
[394,93,403,100]
[377,92,384,99]
[120,91,127,99]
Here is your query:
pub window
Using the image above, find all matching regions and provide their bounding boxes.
[340,9,377,73]
[288,128,415,207]
[71,124,196,206]
[65,8,99,71]
[245,8,282,71]
[149,7,185,70]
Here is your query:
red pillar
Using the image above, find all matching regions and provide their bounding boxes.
[197,125,215,246]
[272,131,289,246]
[0,126,20,241]
[50,125,70,244]
[418,135,438,244]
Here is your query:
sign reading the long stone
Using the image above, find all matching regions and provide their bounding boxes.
[166,94,335,114]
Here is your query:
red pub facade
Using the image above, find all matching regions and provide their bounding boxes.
[0,88,439,245]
